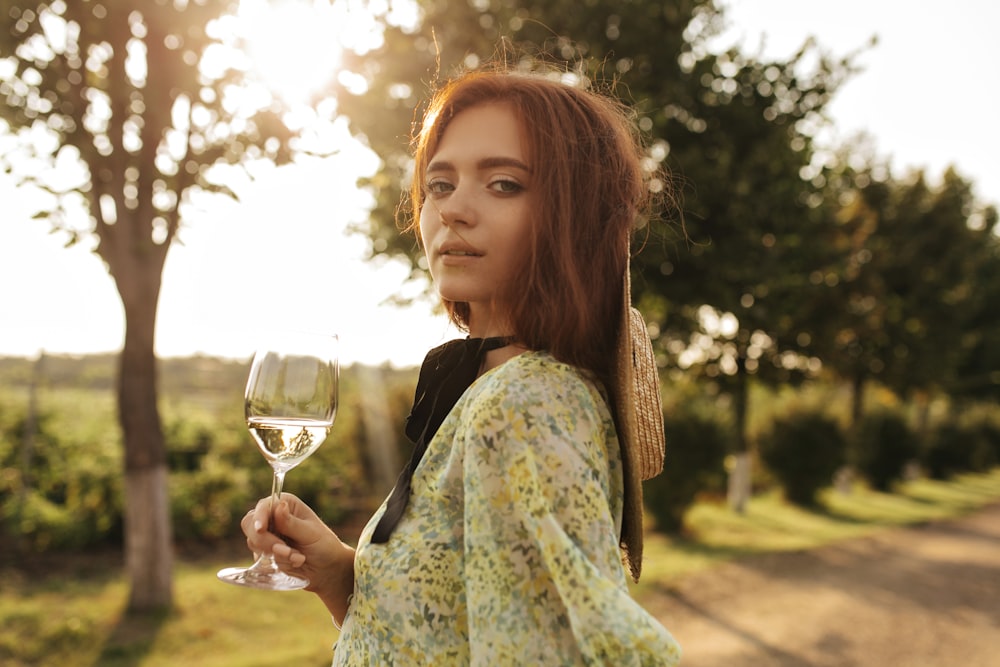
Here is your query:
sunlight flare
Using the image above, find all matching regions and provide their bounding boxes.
[235,0,373,105]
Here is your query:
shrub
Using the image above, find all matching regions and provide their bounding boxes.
[644,406,731,533]
[853,410,920,492]
[923,417,998,480]
[0,409,122,551]
[0,384,373,552]
[967,412,1000,470]
[759,410,846,507]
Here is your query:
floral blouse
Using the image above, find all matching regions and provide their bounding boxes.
[332,351,681,666]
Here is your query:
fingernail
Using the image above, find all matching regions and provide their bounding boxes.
[273,543,290,557]
[290,553,306,567]
[254,520,262,533]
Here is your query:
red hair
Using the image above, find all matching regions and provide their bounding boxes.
[410,69,655,386]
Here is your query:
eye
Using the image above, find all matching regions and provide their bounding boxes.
[425,178,454,195]
[489,178,524,194]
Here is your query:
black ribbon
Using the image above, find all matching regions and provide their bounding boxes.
[370,336,512,543]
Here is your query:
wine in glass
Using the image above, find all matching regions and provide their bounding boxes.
[218,331,339,590]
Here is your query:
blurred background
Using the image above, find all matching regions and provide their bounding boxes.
[1,1,998,665]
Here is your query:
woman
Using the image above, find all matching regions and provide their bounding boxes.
[243,66,682,665]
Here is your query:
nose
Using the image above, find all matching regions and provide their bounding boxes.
[431,184,475,228]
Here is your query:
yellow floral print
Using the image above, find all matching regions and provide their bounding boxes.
[332,351,681,666]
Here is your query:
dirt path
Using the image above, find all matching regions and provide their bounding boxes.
[643,503,1000,667]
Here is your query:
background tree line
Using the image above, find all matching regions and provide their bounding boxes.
[2,0,997,614]
[2,349,998,553]
[0,355,417,551]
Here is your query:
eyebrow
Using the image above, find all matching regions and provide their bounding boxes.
[426,156,532,174]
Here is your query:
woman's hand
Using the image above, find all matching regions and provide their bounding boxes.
[242,493,356,623]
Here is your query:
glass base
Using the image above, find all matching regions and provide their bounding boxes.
[217,565,309,591]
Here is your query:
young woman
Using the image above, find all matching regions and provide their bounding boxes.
[242,67,682,666]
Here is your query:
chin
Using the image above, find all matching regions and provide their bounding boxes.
[436,286,481,304]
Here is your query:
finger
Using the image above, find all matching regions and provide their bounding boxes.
[275,493,321,524]
[240,504,269,537]
[247,526,285,555]
[245,538,262,561]
[240,508,257,536]
[273,542,307,569]
[242,500,285,552]
[273,500,322,545]
[250,499,272,533]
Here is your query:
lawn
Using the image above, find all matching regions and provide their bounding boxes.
[2,469,999,666]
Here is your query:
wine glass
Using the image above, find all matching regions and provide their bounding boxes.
[218,331,339,590]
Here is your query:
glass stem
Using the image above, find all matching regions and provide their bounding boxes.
[268,468,287,533]
[247,469,287,575]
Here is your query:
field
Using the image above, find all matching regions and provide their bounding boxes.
[2,468,999,667]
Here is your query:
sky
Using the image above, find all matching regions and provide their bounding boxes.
[715,0,999,206]
[1,0,997,367]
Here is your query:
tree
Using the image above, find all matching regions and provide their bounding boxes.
[637,41,859,509]
[329,0,722,270]
[799,152,894,428]
[950,206,1000,403]
[324,0,858,510]
[0,0,296,610]
[817,163,999,424]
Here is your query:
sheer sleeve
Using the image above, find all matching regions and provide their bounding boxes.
[459,360,681,666]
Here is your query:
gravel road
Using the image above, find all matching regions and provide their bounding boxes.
[642,503,1000,667]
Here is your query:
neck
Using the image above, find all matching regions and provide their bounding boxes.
[466,303,513,339]
[466,306,525,374]
[481,343,526,375]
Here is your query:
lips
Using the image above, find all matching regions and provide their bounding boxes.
[438,242,483,258]
[442,250,480,257]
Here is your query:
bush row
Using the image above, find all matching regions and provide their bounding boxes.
[3,378,999,552]
[643,401,1000,530]
[759,407,999,507]
[0,366,418,554]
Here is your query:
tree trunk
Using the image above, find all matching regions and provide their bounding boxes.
[836,371,868,497]
[116,267,173,612]
[356,366,403,497]
[16,353,43,553]
[727,355,752,514]
[850,372,864,429]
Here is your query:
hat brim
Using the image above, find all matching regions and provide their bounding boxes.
[612,266,665,582]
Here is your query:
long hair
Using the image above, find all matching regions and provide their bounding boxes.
[410,69,655,387]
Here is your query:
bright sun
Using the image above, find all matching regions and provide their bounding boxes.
[235,0,358,104]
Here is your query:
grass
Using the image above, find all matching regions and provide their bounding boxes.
[2,469,1000,666]
[633,468,1000,591]
[0,551,337,667]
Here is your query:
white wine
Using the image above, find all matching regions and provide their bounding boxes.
[219,332,339,591]
[247,416,332,470]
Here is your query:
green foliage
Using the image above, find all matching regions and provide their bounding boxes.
[0,385,122,552]
[923,423,971,481]
[922,414,999,481]
[853,410,920,492]
[971,413,1000,464]
[163,407,253,542]
[760,410,847,506]
[644,402,732,533]
[0,357,417,554]
[951,223,1000,401]
[334,1,726,269]
[815,169,1000,408]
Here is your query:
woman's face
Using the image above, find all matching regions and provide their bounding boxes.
[419,102,533,336]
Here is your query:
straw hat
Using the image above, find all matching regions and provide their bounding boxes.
[611,263,665,582]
